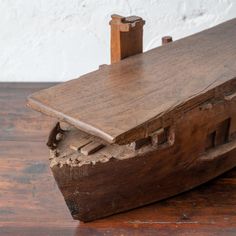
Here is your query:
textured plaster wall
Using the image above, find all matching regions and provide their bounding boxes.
[0,0,236,82]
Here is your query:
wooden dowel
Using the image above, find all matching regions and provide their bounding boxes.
[162,36,173,45]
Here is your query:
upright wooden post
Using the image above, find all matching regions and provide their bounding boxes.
[109,14,145,64]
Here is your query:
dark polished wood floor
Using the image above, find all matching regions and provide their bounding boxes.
[0,83,235,236]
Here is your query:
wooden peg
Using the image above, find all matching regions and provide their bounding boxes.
[109,14,145,64]
[162,36,173,45]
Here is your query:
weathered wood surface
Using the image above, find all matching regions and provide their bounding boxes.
[1,83,236,235]
[28,18,236,144]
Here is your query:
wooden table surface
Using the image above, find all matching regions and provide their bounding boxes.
[0,83,236,236]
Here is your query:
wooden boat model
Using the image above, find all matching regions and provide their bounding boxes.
[27,15,236,222]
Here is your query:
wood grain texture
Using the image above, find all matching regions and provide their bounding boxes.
[27,18,236,144]
[0,83,236,235]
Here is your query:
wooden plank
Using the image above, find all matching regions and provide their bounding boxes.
[80,141,105,156]
[69,138,92,151]
[27,18,236,144]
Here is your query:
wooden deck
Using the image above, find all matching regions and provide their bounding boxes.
[0,83,236,235]
[28,19,236,144]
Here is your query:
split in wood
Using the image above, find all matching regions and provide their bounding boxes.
[70,138,105,156]
[69,138,92,151]
[80,141,105,156]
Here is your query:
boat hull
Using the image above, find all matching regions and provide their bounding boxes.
[50,95,236,221]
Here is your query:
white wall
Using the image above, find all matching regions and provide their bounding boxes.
[0,0,236,82]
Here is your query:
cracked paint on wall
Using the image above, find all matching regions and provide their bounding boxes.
[0,0,235,82]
